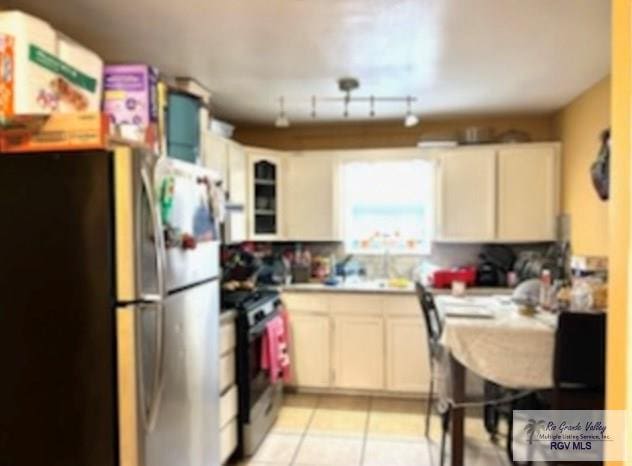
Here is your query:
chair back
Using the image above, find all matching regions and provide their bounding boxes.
[415,282,443,350]
[554,312,606,389]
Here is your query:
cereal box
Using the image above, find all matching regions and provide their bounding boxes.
[103,64,159,133]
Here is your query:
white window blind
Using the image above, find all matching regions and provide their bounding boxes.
[341,158,433,254]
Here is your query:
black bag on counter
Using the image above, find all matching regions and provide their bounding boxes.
[591,129,610,201]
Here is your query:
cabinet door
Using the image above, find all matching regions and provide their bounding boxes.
[333,315,384,390]
[227,142,247,204]
[288,313,331,388]
[386,317,430,393]
[202,133,229,182]
[247,149,284,240]
[497,146,559,241]
[435,149,496,242]
[285,153,339,241]
[225,142,247,243]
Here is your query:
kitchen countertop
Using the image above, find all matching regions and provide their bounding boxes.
[281,281,514,296]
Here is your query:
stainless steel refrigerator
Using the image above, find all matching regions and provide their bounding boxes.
[0,147,221,466]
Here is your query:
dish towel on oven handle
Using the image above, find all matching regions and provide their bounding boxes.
[260,306,292,383]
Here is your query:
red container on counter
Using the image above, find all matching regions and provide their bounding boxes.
[432,266,477,288]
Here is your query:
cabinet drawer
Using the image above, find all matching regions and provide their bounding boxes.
[220,320,236,356]
[283,292,329,313]
[219,385,238,428]
[220,417,238,464]
[330,293,382,315]
[220,352,236,393]
[382,295,421,316]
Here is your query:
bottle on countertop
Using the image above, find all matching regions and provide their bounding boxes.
[507,271,518,288]
[539,269,552,310]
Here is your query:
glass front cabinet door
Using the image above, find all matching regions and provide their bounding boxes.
[248,150,284,239]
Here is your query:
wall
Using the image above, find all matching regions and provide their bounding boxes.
[234,114,555,150]
[553,77,611,257]
[607,0,630,449]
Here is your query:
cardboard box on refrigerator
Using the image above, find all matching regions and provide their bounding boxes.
[0,10,103,123]
[103,64,159,142]
[0,112,108,153]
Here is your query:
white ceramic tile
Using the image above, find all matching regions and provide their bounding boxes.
[367,412,425,440]
[307,409,368,437]
[295,434,363,466]
[271,406,314,434]
[371,397,425,415]
[363,438,434,466]
[249,433,301,464]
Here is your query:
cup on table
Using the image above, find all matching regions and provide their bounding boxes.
[452,280,466,297]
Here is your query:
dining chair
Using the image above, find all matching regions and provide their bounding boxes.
[553,311,606,410]
[537,312,607,466]
[489,312,606,465]
[414,282,449,465]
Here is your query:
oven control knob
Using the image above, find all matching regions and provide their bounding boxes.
[254,310,265,323]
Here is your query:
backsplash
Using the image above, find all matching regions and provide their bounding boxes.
[247,241,554,282]
[355,243,482,281]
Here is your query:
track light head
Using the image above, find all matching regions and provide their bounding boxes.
[274,96,290,128]
[403,96,419,127]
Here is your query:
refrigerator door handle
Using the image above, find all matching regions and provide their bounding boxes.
[145,302,165,432]
[140,163,167,302]
[136,302,165,433]
[140,163,167,433]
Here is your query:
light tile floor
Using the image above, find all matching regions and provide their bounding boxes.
[236,394,511,466]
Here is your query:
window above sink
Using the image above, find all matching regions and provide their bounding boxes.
[340,158,434,255]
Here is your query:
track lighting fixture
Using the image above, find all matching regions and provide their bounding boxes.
[271,79,419,126]
[404,96,419,127]
[274,96,290,128]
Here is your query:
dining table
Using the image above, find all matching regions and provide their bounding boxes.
[435,295,558,466]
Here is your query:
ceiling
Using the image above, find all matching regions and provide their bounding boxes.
[5,0,611,124]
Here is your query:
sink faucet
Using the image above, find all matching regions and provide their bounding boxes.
[382,248,391,279]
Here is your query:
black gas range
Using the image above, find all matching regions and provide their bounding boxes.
[222,288,284,459]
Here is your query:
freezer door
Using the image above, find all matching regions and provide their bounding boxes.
[155,158,220,291]
[114,146,166,303]
[145,279,221,466]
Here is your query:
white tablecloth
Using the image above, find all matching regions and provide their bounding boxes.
[437,296,557,389]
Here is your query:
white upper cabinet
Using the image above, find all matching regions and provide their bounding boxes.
[202,132,230,183]
[435,143,560,243]
[497,145,559,241]
[201,133,249,243]
[285,152,340,241]
[246,147,285,240]
[225,141,248,243]
[435,148,497,242]
[227,142,247,204]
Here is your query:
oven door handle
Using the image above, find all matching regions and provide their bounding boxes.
[248,311,281,341]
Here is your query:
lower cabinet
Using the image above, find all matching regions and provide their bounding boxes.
[333,315,384,390]
[284,292,429,394]
[289,312,331,388]
[386,317,431,392]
